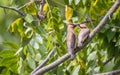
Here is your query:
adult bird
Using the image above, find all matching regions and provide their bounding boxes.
[66,23,76,60]
[78,24,90,47]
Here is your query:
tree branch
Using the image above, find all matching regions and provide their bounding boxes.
[94,69,120,75]
[37,0,45,20]
[0,6,25,16]
[31,0,120,75]
[30,49,54,74]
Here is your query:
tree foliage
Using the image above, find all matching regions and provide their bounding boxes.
[0,0,120,75]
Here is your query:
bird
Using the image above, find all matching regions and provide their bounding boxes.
[78,24,90,47]
[66,23,76,60]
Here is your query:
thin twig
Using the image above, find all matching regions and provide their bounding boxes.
[30,49,55,75]
[110,25,120,29]
[73,20,95,26]
[32,0,120,75]
[18,2,31,10]
[94,69,120,75]
[103,56,114,66]
[18,0,40,10]
[0,6,25,16]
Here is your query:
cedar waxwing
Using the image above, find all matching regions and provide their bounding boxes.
[78,24,90,47]
[66,23,76,60]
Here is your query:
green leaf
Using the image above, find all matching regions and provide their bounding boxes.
[27,57,36,69]
[27,45,35,56]
[103,60,115,72]
[64,0,69,5]
[30,38,39,49]
[35,33,43,44]
[22,37,32,46]
[24,14,33,23]
[34,53,41,62]
[46,35,53,50]
[107,28,116,42]
[94,67,100,72]
[3,42,19,49]
[75,0,80,5]
[116,38,120,46]
[100,25,110,33]
[69,0,73,5]
[9,18,24,37]
[1,56,18,67]
[18,57,24,75]
[87,51,97,62]
[38,45,47,56]
[2,69,10,75]
[10,18,23,32]
[82,0,86,5]
[72,65,80,75]
[0,50,16,58]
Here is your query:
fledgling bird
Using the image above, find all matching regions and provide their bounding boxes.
[66,23,76,60]
[78,24,90,47]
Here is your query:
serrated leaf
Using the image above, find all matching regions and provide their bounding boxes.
[35,33,43,44]
[75,0,80,5]
[27,45,35,56]
[35,53,41,62]
[1,56,18,67]
[27,57,36,69]
[30,33,43,49]
[72,65,80,75]
[30,38,39,49]
[25,14,33,23]
[87,51,97,61]
[39,45,47,56]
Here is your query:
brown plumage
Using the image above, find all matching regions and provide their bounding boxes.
[78,24,90,47]
[66,23,76,60]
